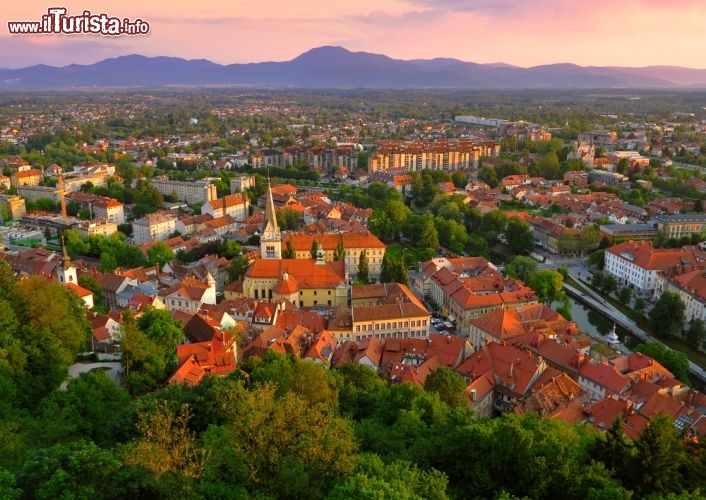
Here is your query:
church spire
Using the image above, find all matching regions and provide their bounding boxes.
[261,180,282,259]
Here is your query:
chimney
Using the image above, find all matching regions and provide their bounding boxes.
[470,389,477,402]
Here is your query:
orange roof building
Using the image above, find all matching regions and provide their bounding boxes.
[283,231,386,280]
[605,240,702,296]
[242,258,347,309]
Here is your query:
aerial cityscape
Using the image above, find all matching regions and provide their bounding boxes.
[2,1,706,499]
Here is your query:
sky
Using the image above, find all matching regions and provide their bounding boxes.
[1,0,706,69]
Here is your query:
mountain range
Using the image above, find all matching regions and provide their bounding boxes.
[2,46,706,89]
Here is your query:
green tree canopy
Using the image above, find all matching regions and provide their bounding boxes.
[424,367,468,409]
[528,269,566,305]
[649,291,685,338]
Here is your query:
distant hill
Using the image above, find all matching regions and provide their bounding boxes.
[1,46,706,89]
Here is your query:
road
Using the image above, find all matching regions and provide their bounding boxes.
[60,361,122,390]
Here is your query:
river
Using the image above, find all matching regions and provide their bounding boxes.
[561,296,640,350]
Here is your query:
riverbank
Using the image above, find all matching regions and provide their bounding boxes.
[564,273,706,383]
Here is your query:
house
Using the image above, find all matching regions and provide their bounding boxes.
[159,274,217,313]
[132,211,178,245]
[63,282,94,309]
[167,330,238,386]
[87,311,122,351]
[10,168,42,188]
[577,361,630,400]
[201,193,250,221]
[468,303,578,350]
[456,342,548,415]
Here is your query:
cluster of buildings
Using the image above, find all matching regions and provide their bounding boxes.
[367,139,500,174]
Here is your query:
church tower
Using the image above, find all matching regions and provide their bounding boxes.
[260,181,282,259]
[57,235,77,284]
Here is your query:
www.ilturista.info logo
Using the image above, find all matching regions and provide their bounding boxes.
[8,7,150,36]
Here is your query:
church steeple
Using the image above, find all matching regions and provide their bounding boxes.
[57,234,77,283]
[261,180,282,259]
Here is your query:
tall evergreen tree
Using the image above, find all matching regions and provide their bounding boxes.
[310,239,319,260]
[334,239,345,261]
[282,239,296,259]
[358,250,369,284]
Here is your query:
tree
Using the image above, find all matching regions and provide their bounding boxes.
[121,308,184,395]
[649,291,685,338]
[504,255,538,283]
[686,318,706,350]
[478,165,499,188]
[310,239,319,260]
[381,254,408,285]
[528,269,565,305]
[227,256,247,282]
[147,241,175,269]
[334,239,345,261]
[17,441,124,499]
[578,225,600,253]
[588,249,605,270]
[617,286,632,305]
[419,219,440,251]
[37,370,131,447]
[424,367,468,409]
[505,217,534,255]
[629,416,688,497]
[328,453,449,500]
[218,239,242,259]
[358,250,369,284]
[122,400,204,494]
[282,239,296,259]
[276,208,301,231]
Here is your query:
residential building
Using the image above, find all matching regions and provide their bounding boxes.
[152,177,217,205]
[132,211,178,245]
[65,191,125,224]
[77,219,118,237]
[159,274,217,313]
[230,175,255,193]
[657,268,706,321]
[201,193,250,221]
[367,140,499,174]
[456,342,549,415]
[468,303,578,350]
[342,283,432,343]
[10,168,42,188]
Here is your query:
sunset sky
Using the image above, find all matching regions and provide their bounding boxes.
[2,1,705,69]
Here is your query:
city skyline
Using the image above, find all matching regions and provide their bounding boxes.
[1,0,706,69]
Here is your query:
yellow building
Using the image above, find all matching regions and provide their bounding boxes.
[341,282,431,343]
[241,257,348,308]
